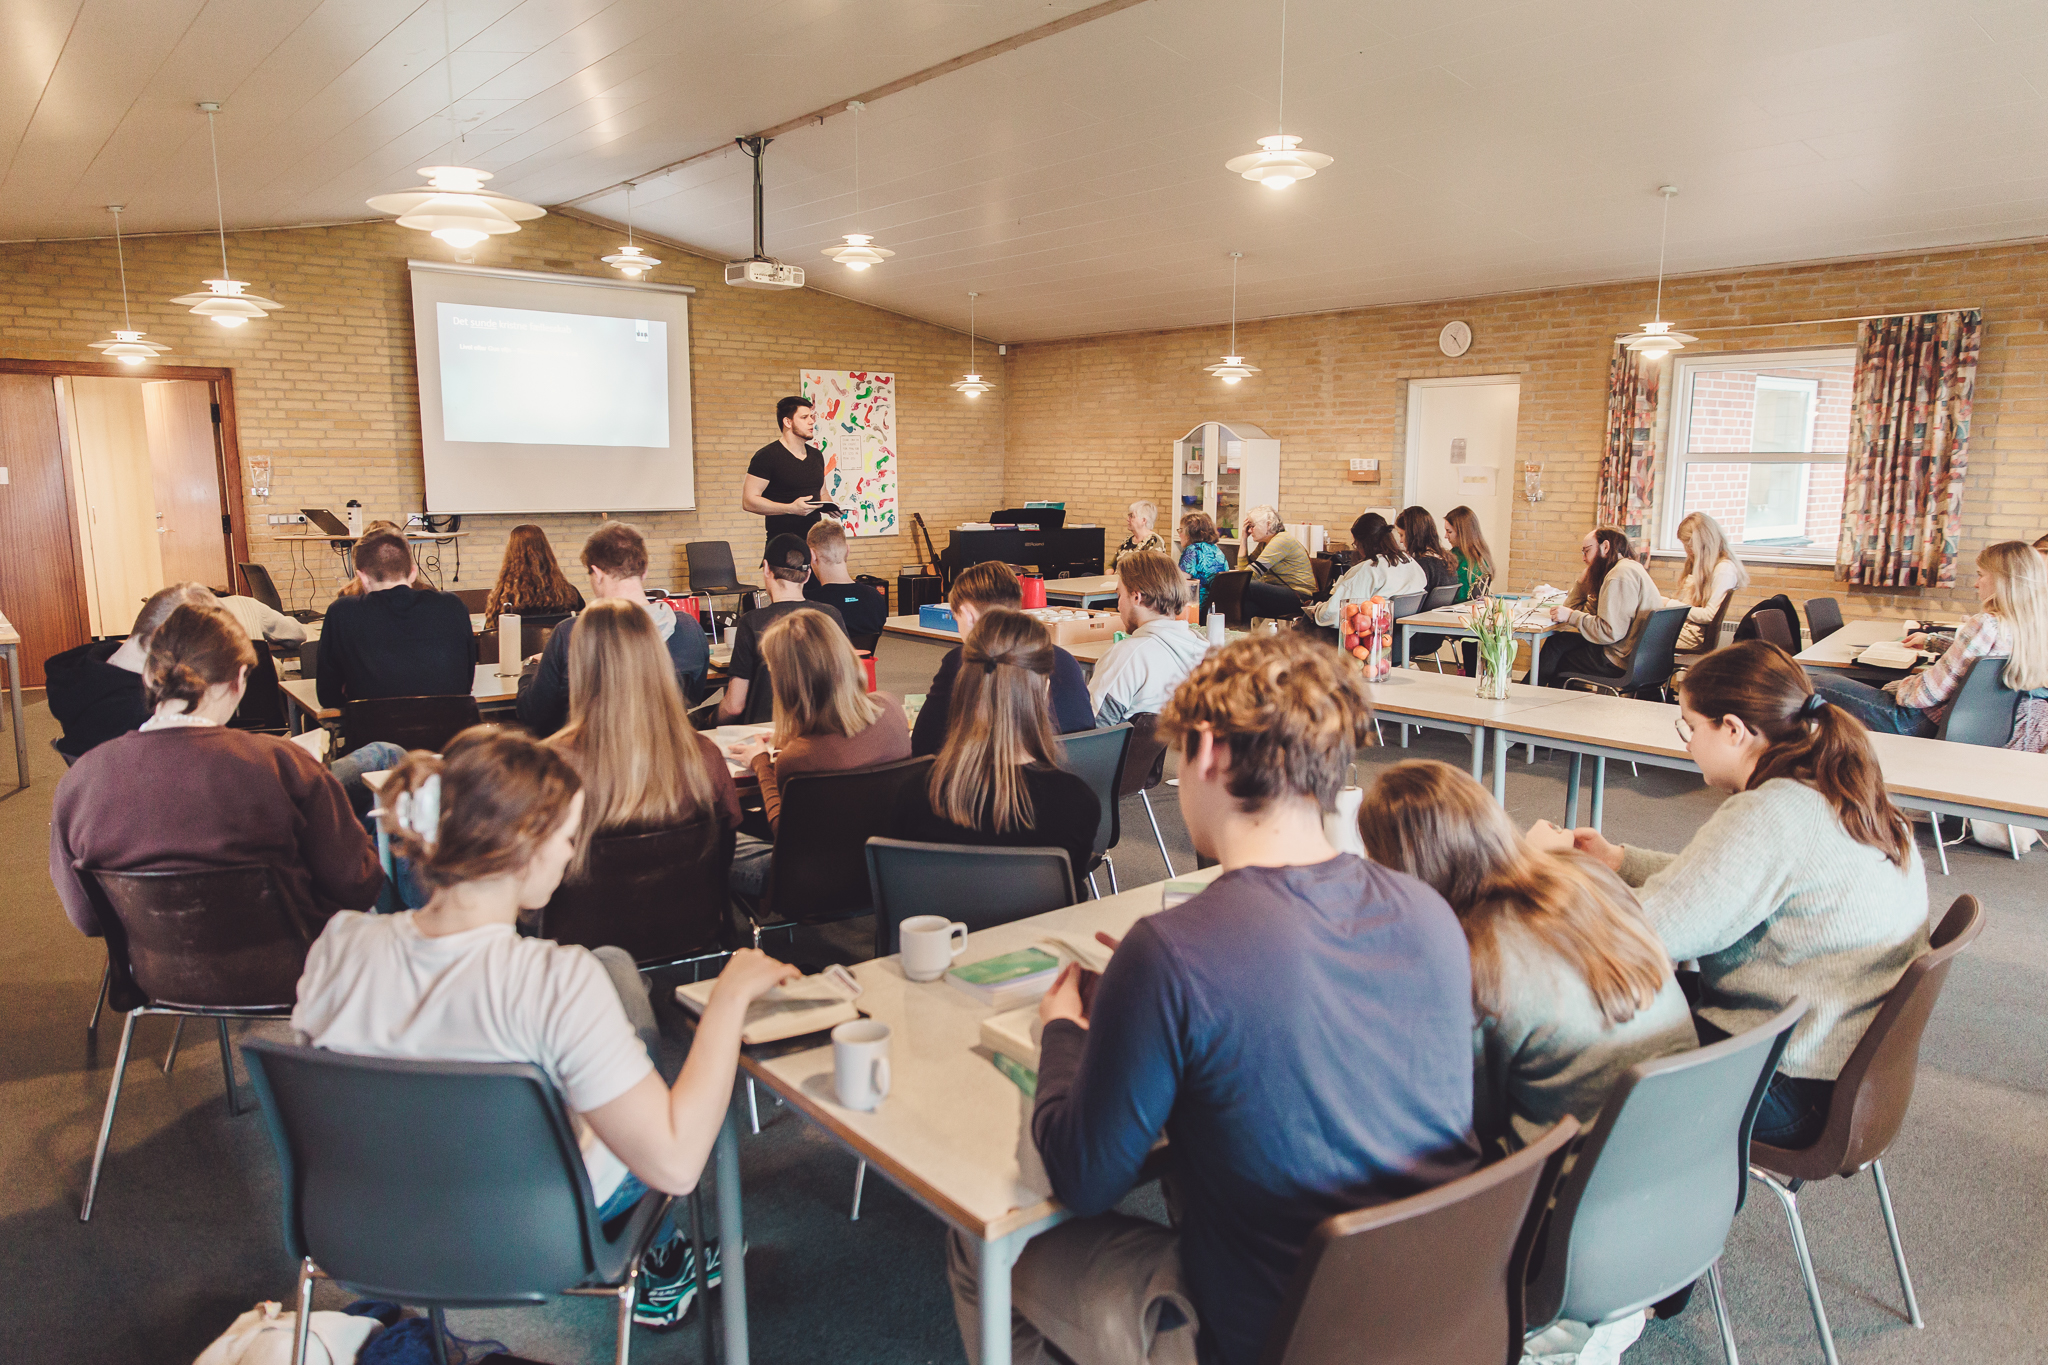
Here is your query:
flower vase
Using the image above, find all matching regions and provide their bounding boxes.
[1476,645,1513,700]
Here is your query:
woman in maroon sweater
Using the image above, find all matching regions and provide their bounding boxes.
[49,604,383,936]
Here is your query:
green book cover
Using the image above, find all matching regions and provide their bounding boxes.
[951,947,1060,986]
[991,1051,1038,1097]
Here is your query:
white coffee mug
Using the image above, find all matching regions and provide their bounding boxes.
[900,914,969,982]
[832,1019,892,1112]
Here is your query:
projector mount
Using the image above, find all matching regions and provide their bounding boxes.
[725,136,804,289]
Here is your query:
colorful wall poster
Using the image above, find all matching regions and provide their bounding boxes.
[799,369,897,537]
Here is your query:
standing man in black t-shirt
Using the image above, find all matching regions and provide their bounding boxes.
[742,395,829,552]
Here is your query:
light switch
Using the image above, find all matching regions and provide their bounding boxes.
[0,466,9,484]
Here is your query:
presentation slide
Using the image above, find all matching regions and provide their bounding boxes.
[438,302,668,447]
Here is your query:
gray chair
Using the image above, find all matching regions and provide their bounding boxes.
[866,838,1076,958]
[1927,660,2048,870]
[241,1040,689,1365]
[1409,583,1464,671]
[1805,597,1845,644]
[1525,999,1809,1364]
[1558,606,1691,700]
[1755,608,1797,652]
[1060,724,1133,897]
[1259,1116,1579,1365]
[685,541,749,600]
[1117,713,1177,875]
[537,821,737,973]
[1384,591,1428,666]
[742,756,934,947]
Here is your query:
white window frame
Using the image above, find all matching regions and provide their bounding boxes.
[1655,345,1855,565]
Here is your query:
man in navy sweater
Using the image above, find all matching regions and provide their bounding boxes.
[948,633,1480,1365]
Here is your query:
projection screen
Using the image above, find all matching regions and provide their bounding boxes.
[407,260,696,514]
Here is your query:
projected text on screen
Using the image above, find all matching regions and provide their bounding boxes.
[437,302,669,447]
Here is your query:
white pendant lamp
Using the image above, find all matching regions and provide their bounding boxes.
[90,206,171,365]
[952,292,993,397]
[1224,0,1332,189]
[1618,186,1696,361]
[169,104,283,329]
[1205,253,1260,384]
[821,101,894,272]
[366,0,543,254]
[601,183,662,279]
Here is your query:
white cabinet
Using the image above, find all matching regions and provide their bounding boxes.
[1172,421,1278,548]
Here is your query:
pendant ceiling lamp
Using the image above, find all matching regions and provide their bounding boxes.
[821,101,894,272]
[1224,0,1332,189]
[952,292,993,397]
[601,182,662,278]
[366,0,543,254]
[169,103,283,329]
[91,205,170,365]
[1205,253,1260,384]
[1618,186,1696,361]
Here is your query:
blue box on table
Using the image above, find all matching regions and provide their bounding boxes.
[918,603,959,633]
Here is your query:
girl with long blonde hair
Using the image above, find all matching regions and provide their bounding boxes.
[1359,760,1694,1152]
[1668,512,1749,651]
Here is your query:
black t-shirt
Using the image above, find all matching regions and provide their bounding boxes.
[889,763,1102,885]
[726,599,847,684]
[803,579,887,635]
[747,440,827,543]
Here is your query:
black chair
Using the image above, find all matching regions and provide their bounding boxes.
[855,573,892,614]
[229,640,291,733]
[847,631,883,655]
[341,694,482,756]
[1408,584,1464,671]
[74,864,311,1220]
[866,839,1076,957]
[1383,591,1428,666]
[1755,608,1796,652]
[536,820,738,972]
[453,587,490,612]
[1557,606,1691,700]
[241,1040,688,1365]
[240,562,321,623]
[744,756,934,946]
[685,541,749,601]
[1925,660,2048,870]
[1207,569,1253,631]
[1118,713,1177,874]
[1733,593,1800,646]
[1062,724,1133,897]
[1805,597,1845,644]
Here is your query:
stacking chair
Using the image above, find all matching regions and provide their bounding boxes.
[1805,597,1845,644]
[1755,608,1797,652]
[1384,591,1428,666]
[536,820,738,974]
[1926,660,2048,870]
[453,587,490,612]
[685,541,750,603]
[242,1040,690,1365]
[1748,895,1985,1365]
[1526,999,1809,1365]
[1206,570,1253,631]
[1061,724,1133,897]
[743,756,933,947]
[1557,606,1690,701]
[1258,1116,1578,1365]
[1310,557,1335,599]
[1118,713,1177,874]
[1409,584,1464,671]
[1674,591,1735,661]
[74,864,312,1220]
[230,640,291,734]
[341,694,482,756]
[866,839,1076,957]
[240,562,322,623]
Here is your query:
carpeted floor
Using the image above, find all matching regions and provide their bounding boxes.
[2,640,2042,1364]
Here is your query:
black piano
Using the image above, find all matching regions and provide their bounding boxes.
[945,511,1104,583]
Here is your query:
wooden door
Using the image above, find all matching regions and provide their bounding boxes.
[0,375,91,684]
[142,379,229,590]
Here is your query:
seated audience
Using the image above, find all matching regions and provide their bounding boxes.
[1312,516,1429,627]
[1239,504,1316,620]
[213,589,310,647]
[1537,526,1660,686]
[953,634,1478,1365]
[1533,641,1930,1147]
[1110,500,1170,569]
[518,521,711,735]
[1177,510,1230,608]
[293,728,797,1328]
[726,609,911,894]
[1667,512,1748,652]
[911,562,1093,755]
[1359,759,1694,1153]
[49,603,382,936]
[484,522,585,625]
[1810,540,2048,744]
[802,516,888,635]
[715,534,845,723]
[893,609,1100,879]
[47,581,212,758]
[1444,503,1496,603]
[1088,550,1208,726]
[315,527,475,709]
[1395,506,1460,593]
[331,521,405,600]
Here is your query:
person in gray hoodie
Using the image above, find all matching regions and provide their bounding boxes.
[1089,550,1210,726]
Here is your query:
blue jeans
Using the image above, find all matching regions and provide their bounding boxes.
[1695,1016,1834,1148]
[594,945,681,1247]
[1807,673,1937,737]
[333,740,407,818]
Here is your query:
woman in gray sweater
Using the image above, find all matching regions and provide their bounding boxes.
[1547,641,1930,1148]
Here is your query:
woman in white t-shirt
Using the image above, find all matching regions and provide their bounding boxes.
[1668,512,1748,652]
[292,727,796,1329]
[1312,516,1430,627]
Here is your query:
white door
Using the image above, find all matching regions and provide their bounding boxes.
[1403,376,1521,586]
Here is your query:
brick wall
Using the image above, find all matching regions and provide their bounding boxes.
[1000,241,2048,622]
[0,214,1000,608]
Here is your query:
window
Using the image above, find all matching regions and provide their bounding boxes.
[1657,348,1853,563]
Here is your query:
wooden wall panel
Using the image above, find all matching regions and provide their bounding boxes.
[0,374,90,684]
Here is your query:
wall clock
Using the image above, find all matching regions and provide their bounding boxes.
[1439,320,1472,358]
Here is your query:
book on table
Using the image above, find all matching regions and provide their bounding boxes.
[946,931,1118,1009]
[675,964,861,1045]
[1857,641,1921,670]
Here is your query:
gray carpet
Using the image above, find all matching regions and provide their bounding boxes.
[2,643,2042,1364]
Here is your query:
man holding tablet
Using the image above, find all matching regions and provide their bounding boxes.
[742,396,830,550]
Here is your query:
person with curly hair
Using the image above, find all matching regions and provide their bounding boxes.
[484,523,584,625]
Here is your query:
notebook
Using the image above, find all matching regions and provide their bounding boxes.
[1857,641,1921,670]
[674,964,862,1045]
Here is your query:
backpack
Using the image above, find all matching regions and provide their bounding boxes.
[1731,593,1799,644]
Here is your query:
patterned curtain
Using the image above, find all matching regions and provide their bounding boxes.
[1598,346,1661,543]
[1837,310,1982,588]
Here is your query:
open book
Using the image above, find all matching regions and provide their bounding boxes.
[674,964,861,1045]
[1856,641,1921,670]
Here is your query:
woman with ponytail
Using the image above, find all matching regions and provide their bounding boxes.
[294,728,798,1328]
[1535,640,1930,1147]
[50,603,382,936]
[891,608,1100,879]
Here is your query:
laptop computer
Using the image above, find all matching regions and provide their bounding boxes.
[300,508,352,536]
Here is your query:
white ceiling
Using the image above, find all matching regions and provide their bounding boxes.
[6,0,2048,343]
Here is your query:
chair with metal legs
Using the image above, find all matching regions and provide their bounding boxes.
[1060,724,1133,898]
[1747,894,1985,1365]
[1925,661,2048,874]
[1118,713,1178,875]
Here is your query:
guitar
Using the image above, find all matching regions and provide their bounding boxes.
[911,513,942,575]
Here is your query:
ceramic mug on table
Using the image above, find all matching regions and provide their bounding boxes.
[900,914,969,982]
[832,1019,892,1112]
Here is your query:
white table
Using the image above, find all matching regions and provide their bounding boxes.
[1042,573,1121,609]
[0,611,25,789]
[883,614,963,645]
[1364,669,1579,780]
[1398,603,1568,682]
[280,663,523,733]
[716,866,1222,1365]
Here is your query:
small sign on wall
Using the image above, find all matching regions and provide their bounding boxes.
[1450,437,1467,465]
[1458,465,1497,498]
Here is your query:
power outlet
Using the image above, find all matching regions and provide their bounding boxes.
[267,513,309,524]
[406,512,428,528]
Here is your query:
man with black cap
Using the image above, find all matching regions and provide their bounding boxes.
[716,533,847,723]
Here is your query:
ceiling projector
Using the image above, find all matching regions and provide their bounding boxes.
[725,259,803,289]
